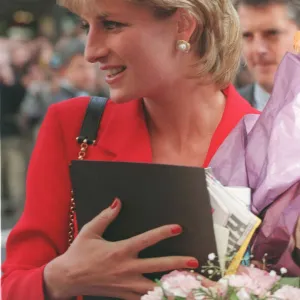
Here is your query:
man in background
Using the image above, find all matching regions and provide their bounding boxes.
[236,0,300,110]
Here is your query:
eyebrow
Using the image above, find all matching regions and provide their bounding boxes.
[96,12,113,20]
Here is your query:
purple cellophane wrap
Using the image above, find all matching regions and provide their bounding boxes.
[210,52,300,276]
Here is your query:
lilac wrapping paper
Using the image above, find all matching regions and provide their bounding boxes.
[210,52,300,276]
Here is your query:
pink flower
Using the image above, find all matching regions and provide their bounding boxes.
[272,286,300,300]
[221,267,280,297]
[161,270,202,297]
[141,286,164,300]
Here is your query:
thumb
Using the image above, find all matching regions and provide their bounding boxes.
[81,198,121,237]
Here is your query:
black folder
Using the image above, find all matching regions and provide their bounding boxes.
[69,161,218,300]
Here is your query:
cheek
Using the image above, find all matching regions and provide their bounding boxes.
[242,45,254,63]
[116,28,174,69]
[275,37,293,56]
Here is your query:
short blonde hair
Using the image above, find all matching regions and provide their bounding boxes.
[58,0,242,89]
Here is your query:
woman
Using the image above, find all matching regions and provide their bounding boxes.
[1,0,258,299]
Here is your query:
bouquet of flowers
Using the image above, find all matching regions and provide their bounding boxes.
[142,254,300,300]
[209,41,300,275]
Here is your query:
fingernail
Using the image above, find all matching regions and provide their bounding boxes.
[110,198,118,209]
[171,225,182,235]
[186,259,199,268]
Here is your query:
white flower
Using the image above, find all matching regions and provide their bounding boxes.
[208,253,216,261]
[208,270,213,275]
[269,270,277,277]
[236,288,251,300]
[280,267,287,275]
[141,287,164,300]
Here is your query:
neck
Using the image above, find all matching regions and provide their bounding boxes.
[143,78,226,150]
[259,83,272,94]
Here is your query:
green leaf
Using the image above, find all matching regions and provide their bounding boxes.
[229,293,239,300]
[278,277,300,288]
[174,297,186,300]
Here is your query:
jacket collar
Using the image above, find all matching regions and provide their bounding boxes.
[94,99,153,163]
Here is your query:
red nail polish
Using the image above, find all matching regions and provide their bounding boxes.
[186,259,199,268]
[110,198,118,209]
[171,225,182,235]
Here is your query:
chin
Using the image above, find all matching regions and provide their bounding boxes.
[109,89,141,104]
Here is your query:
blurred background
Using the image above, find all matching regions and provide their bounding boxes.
[0,0,111,257]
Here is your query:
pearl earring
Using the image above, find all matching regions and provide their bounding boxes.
[176,40,191,53]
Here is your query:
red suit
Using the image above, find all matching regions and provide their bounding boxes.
[1,85,258,299]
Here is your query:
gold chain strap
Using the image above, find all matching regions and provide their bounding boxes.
[68,139,90,246]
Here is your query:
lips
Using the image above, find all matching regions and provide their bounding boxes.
[107,66,127,77]
[101,65,127,85]
[100,65,127,78]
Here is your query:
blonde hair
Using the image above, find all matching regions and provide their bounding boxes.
[58,0,242,89]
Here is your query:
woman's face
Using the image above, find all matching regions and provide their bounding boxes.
[79,0,184,103]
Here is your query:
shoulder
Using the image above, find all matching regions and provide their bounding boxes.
[50,96,140,124]
[46,96,140,141]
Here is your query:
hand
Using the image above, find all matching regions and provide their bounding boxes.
[44,198,198,300]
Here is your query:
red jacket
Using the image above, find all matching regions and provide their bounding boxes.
[1,85,258,300]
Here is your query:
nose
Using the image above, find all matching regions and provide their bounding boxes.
[252,36,268,56]
[84,29,109,64]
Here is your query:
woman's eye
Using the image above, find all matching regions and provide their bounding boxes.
[103,21,123,30]
[80,22,90,33]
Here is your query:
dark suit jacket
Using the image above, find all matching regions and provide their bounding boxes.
[238,83,255,108]
[1,85,258,300]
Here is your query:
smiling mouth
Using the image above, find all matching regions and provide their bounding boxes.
[107,66,127,78]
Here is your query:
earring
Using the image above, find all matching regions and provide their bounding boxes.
[176,40,191,53]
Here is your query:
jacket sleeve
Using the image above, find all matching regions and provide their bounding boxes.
[1,104,72,299]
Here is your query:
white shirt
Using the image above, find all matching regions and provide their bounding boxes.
[254,84,270,111]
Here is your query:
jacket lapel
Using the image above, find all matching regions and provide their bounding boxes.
[90,99,152,163]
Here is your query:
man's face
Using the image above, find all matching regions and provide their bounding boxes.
[238,4,298,92]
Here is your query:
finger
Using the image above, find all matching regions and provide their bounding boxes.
[126,275,157,294]
[81,198,121,237]
[122,293,143,300]
[132,256,199,274]
[125,224,183,253]
[196,275,218,288]
[103,277,155,297]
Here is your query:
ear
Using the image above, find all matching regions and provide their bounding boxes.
[176,8,198,42]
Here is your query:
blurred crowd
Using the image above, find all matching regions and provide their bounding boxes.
[1,25,109,219]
